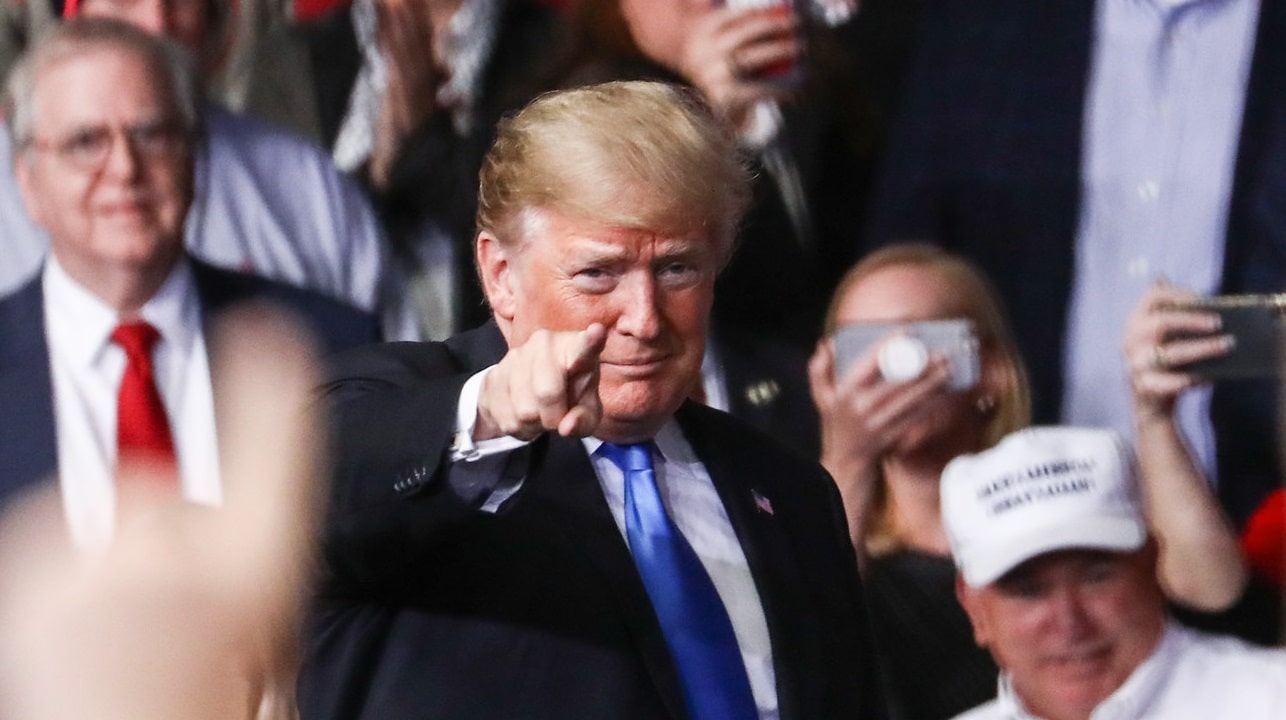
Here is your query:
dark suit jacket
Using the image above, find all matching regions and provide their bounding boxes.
[864,0,1286,525]
[0,259,380,505]
[297,323,884,720]
[714,328,821,461]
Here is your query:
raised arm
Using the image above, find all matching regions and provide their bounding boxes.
[1123,282,1248,611]
[808,335,950,554]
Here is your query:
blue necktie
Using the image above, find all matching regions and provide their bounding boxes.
[598,442,759,720]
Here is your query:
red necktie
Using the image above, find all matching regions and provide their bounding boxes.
[111,321,177,476]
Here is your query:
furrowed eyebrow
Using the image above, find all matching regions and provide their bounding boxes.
[563,238,630,266]
[654,244,710,266]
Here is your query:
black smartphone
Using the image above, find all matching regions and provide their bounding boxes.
[1168,294,1286,379]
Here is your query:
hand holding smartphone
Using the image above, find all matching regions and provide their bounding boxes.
[1163,294,1286,379]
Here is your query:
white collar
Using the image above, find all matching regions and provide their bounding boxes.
[581,417,697,465]
[43,254,201,370]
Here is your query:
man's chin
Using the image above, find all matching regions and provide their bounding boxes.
[597,388,687,442]
[93,228,175,258]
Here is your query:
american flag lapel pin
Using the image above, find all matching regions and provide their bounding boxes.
[752,489,774,516]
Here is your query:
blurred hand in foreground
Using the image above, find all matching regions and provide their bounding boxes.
[0,304,325,720]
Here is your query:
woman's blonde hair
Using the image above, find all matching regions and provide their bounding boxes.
[825,243,1032,555]
[476,81,752,263]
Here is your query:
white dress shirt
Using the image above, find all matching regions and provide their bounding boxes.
[953,623,1286,720]
[450,368,781,719]
[44,257,220,550]
[1061,0,1260,484]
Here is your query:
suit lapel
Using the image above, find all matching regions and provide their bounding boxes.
[675,404,818,720]
[0,275,58,501]
[524,434,688,720]
[1223,0,1286,291]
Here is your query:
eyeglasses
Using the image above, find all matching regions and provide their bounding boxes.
[26,118,191,170]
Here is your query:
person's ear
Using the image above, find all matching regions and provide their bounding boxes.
[476,230,517,323]
[956,574,992,648]
[977,345,1010,411]
[13,154,46,229]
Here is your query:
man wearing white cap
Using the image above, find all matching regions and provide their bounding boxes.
[941,426,1285,720]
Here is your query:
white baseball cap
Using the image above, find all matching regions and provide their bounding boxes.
[940,426,1147,587]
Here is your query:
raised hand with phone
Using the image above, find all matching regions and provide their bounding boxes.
[807,245,1029,555]
[1124,281,1237,422]
[1123,282,1251,614]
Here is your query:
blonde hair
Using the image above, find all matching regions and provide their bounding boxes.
[476,81,752,262]
[826,243,1032,555]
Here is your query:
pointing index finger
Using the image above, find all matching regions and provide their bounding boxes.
[565,323,608,377]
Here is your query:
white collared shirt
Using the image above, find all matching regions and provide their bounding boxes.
[44,256,220,550]
[953,623,1286,720]
[450,368,780,719]
[1061,0,1260,484]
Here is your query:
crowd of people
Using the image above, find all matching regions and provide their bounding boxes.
[0,1,1283,719]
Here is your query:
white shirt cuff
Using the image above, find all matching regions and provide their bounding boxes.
[451,365,531,462]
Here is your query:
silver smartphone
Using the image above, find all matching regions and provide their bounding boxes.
[832,319,980,391]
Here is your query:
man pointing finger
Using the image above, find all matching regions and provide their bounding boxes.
[301,81,885,720]
[476,323,607,440]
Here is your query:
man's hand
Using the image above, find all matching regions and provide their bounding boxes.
[475,324,609,441]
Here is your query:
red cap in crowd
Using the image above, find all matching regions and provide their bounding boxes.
[1241,488,1286,591]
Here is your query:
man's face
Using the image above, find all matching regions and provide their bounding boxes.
[79,0,210,53]
[15,47,193,303]
[957,549,1168,720]
[483,208,718,442]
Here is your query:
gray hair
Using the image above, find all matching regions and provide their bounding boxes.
[4,17,200,152]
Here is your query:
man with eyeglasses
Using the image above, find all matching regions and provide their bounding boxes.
[0,0,419,340]
[0,17,378,548]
